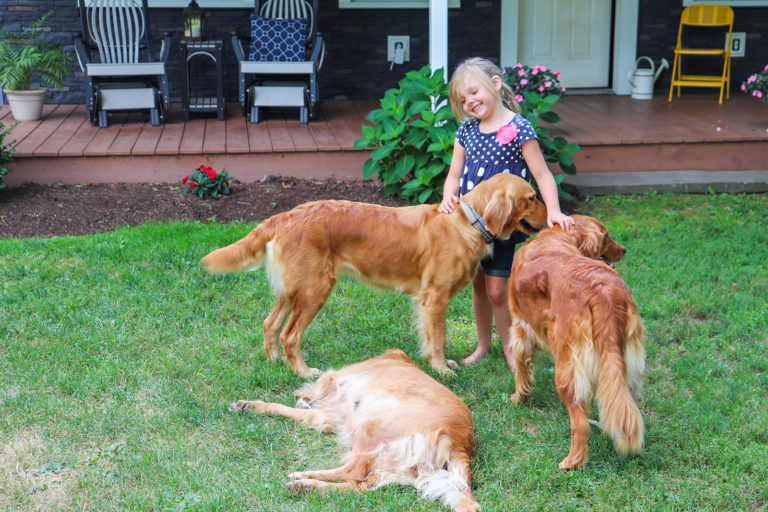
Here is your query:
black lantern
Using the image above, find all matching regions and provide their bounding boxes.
[183,0,203,41]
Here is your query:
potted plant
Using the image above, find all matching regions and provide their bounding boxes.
[0,11,72,121]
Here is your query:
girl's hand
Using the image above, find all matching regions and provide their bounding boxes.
[438,195,459,214]
[548,211,574,231]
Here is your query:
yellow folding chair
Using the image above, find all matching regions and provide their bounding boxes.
[668,4,734,104]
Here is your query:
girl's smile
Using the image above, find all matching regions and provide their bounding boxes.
[460,77,497,120]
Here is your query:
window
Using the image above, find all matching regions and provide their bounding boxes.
[339,0,460,8]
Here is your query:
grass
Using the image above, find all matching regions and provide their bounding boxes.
[1,192,767,511]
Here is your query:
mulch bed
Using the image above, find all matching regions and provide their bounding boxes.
[0,177,411,239]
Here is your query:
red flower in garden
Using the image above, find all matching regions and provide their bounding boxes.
[182,174,190,184]
[188,180,196,189]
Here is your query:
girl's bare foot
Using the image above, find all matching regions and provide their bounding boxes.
[461,347,489,366]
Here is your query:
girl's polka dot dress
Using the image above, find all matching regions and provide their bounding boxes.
[457,113,538,196]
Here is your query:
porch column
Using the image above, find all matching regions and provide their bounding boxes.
[429,0,448,77]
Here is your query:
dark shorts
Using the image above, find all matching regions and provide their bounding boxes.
[479,231,529,278]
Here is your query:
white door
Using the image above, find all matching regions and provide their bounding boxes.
[518,0,613,88]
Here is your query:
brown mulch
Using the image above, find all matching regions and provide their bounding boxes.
[0,177,410,239]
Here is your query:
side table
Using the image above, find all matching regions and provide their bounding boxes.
[180,40,225,121]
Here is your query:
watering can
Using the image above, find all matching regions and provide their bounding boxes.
[628,57,669,100]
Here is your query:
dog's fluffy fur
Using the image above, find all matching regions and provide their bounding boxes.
[231,349,479,511]
[507,215,645,470]
[202,173,548,377]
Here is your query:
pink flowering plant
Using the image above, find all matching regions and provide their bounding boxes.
[182,165,232,198]
[502,63,580,179]
[741,65,768,103]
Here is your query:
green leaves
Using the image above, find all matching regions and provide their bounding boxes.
[357,63,582,203]
[353,65,458,204]
[181,166,233,199]
[0,121,17,190]
[0,11,72,91]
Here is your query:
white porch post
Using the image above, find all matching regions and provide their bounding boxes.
[429,0,449,77]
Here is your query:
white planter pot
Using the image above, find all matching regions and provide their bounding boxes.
[5,87,47,121]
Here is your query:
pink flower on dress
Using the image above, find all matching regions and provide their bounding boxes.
[496,123,518,145]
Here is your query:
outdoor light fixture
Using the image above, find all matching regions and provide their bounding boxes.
[183,0,203,41]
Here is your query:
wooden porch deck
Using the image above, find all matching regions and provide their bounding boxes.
[2,95,766,187]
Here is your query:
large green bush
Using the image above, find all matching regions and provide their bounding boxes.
[355,64,580,204]
[354,66,457,204]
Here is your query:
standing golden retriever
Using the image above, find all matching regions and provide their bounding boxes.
[202,173,548,377]
[507,215,645,470]
[231,349,479,512]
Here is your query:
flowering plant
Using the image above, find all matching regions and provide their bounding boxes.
[503,63,566,103]
[182,165,232,198]
[500,63,579,179]
[741,65,768,102]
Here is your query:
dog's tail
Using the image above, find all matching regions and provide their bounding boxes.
[594,311,645,456]
[378,430,478,511]
[200,221,275,274]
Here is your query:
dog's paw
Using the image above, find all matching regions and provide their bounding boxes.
[446,359,459,370]
[286,479,316,494]
[229,399,262,412]
[297,367,321,379]
[558,455,586,470]
[509,391,530,405]
[295,397,313,409]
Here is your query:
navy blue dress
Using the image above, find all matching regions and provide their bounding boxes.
[456,113,539,276]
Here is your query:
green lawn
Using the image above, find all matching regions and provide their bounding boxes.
[1,193,767,511]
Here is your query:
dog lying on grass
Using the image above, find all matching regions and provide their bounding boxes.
[507,215,645,470]
[230,349,480,511]
[203,172,548,378]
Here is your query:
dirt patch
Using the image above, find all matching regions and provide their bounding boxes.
[0,177,410,239]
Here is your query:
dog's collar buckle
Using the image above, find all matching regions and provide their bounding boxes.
[459,200,496,244]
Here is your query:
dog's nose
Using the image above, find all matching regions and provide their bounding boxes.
[622,247,627,255]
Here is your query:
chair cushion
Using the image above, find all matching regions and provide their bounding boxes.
[249,15,307,62]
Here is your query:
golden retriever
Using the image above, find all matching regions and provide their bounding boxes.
[202,173,548,378]
[230,349,479,511]
[507,215,644,470]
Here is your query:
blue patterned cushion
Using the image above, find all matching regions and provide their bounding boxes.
[248,15,307,62]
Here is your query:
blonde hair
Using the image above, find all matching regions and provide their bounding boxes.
[449,57,520,120]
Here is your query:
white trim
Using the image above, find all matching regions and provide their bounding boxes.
[500,0,639,95]
[429,0,448,77]
[340,0,460,8]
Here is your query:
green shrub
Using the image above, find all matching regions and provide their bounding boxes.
[0,121,17,189]
[356,64,580,204]
[502,63,580,178]
[354,66,457,204]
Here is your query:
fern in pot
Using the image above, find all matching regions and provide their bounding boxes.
[0,11,72,121]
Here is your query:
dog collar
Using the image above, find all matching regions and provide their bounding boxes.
[460,200,496,243]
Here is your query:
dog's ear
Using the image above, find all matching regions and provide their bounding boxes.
[483,188,515,236]
[577,225,603,257]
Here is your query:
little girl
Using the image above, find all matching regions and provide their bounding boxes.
[438,57,574,367]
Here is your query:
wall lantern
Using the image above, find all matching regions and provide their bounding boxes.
[183,0,203,41]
